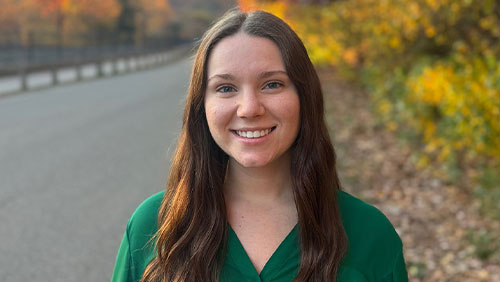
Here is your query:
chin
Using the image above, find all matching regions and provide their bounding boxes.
[233,157,271,168]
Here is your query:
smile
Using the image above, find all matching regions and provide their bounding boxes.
[234,127,276,138]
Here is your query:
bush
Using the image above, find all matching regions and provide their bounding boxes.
[240,0,500,188]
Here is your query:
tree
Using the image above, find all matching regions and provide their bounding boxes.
[131,0,173,47]
[0,0,22,43]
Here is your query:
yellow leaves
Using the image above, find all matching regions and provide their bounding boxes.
[450,2,461,13]
[245,0,500,166]
[425,26,436,38]
[373,22,390,36]
[437,145,451,162]
[425,0,438,10]
[386,121,398,132]
[307,38,342,66]
[479,16,496,31]
[342,48,359,67]
[425,139,439,153]
[408,65,452,106]
[260,1,288,21]
[377,99,393,115]
[423,120,436,141]
[460,106,471,117]
[389,36,401,49]
[416,154,430,169]
[239,0,288,20]
[408,2,421,18]
[406,56,500,163]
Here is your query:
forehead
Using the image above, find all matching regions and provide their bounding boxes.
[207,32,286,77]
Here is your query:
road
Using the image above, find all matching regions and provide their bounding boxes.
[0,57,192,281]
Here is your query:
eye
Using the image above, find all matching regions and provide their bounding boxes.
[216,85,236,93]
[263,81,283,90]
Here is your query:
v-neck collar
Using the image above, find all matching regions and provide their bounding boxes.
[225,224,300,281]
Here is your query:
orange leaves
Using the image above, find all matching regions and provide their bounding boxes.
[1,0,176,48]
[34,0,64,17]
[342,48,359,67]
[77,0,121,23]
[238,0,291,23]
[133,0,173,15]
[3,0,122,31]
[133,0,173,35]
[30,0,121,21]
[0,0,21,30]
[238,0,260,12]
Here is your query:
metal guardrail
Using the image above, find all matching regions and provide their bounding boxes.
[0,43,187,76]
[0,44,193,97]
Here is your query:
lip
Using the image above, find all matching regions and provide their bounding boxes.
[231,126,276,143]
[232,126,276,131]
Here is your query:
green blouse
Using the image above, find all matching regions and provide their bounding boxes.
[111,191,408,282]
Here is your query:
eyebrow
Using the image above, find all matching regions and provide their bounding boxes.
[207,73,236,82]
[207,70,288,82]
[258,70,288,79]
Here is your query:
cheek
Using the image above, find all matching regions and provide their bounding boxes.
[281,96,300,129]
[204,104,218,136]
[204,100,233,136]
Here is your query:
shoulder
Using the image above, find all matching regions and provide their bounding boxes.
[126,191,165,247]
[336,190,405,280]
[113,192,164,282]
[337,190,400,240]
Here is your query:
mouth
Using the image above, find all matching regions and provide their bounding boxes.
[232,126,276,139]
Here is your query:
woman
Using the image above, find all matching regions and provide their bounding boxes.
[112,9,408,282]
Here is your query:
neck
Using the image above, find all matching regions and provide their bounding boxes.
[224,152,295,206]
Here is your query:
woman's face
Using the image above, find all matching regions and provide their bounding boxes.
[204,32,300,168]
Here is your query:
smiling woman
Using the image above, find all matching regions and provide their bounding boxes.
[111,8,408,282]
[205,33,300,169]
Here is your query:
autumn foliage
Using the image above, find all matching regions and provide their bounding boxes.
[239,0,500,192]
[0,0,172,46]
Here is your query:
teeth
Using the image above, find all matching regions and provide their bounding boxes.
[236,128,272,138]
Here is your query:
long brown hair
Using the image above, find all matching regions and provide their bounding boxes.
[142,9,347,282]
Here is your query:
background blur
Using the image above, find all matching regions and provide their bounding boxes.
[0,1,236,281]
[238,0,500,281]
[0,0,235,77]
[1,0,499,281]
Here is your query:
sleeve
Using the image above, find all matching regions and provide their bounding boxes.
[392,247,408,282]
[111,227,134,282]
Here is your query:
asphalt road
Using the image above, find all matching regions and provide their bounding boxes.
[0,57,192,281]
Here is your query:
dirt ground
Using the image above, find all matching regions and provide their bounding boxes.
[319,68,500,282]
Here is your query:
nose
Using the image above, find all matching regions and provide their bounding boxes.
[237,89,265,118]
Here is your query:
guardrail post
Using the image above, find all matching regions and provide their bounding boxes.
[20,68,28,91]
[97,61,104,77]
[76,63,82,81]
[125,56,131,72]
[51,67,58,85]
[112,59,118,75]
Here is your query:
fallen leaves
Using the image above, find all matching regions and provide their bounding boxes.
[319,67,500,282]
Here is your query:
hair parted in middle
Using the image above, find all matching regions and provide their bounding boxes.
[141,9,347,282]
